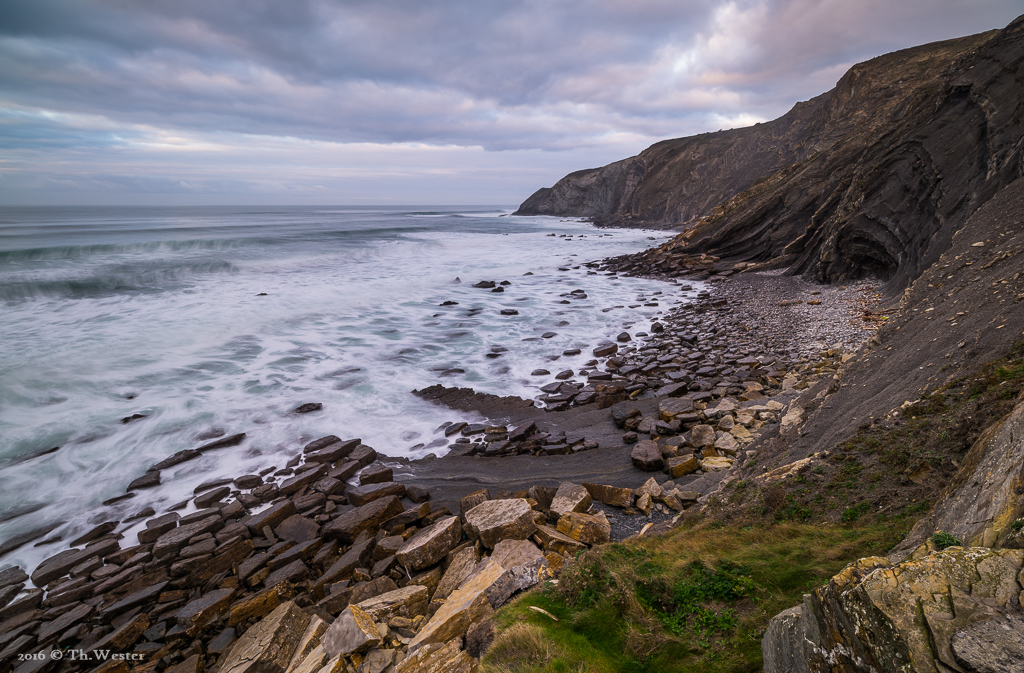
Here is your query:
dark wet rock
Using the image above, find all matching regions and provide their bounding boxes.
[616,332,631,342]
[473,280,496,288]
[0,567,29,590]
[306,438,360,463]
[126,471,160,492]
[151,449,201,471]
[406,485,430,503]
[324,496,404,545]
[347,482,406,507]
[197,432,246,451]
[414,384,535,416]
[348,445,378,468]
[593,343,618,357]
[274,515,319,543]
[531,369,550,376]
[152,515,222,560]
[68,522,118,548]
[359,463,393,485]
[99,580,169,618]
[294,402,323,414]
[194,486,230,509]
[31,538,121,586]
[243,501,297,535]
[233,474,263,489]
[279,465,327,496]
[500,309,519,315]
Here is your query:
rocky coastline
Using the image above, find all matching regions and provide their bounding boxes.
[0,252,882,673]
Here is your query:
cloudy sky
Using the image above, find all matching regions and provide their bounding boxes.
[0,0,1020,206]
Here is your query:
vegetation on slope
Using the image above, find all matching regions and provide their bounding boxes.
[482,340,1024,673]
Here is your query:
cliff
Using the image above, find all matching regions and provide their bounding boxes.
[517,16,1024,292]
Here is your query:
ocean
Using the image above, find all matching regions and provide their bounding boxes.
[0,205,694,574]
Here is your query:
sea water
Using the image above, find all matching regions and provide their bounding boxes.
[0,205,695,573]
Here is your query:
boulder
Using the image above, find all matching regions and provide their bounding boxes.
[659,397,694,421]
[700,457,734,472]
[533,525,588,555]
[630,440,663,471]
[243,501,297,536]
[487,539,548,605]
[556,511,611,545]
[689,424,716,447]
[355,585,429,621]
[321,605,382,657]
[667,454,699,478]
[396,516,462,571]
[582,483,633,508]
[346,481,406,507]
[175,588,235,637]
[549,482,592,519]
[395,638,476,673]
[463,499,537,548]
[459,489,489,517]
[408,559,504,650]
[219,601,312,673]
[275,515,319,543]
[432,547,480,603]
[323,496,404,544]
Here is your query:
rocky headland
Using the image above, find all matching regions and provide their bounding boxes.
[2,13,1024,673]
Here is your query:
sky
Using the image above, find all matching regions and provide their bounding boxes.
[0,0,1021,206]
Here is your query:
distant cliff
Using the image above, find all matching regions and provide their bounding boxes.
[517,16,1024,292]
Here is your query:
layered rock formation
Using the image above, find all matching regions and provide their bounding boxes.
[517,15,1024,292]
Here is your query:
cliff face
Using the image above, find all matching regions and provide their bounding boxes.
[517,16,1024,292]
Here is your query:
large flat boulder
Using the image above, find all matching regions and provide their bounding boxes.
[323,496,404,544]
[219,600,312,673]
[321,605,382,657]
[396,516,462,571]
[463,499,536,548]
[408,559,504,650]
[549,483,592,519]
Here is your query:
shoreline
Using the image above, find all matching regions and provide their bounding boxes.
[0,249,882,671]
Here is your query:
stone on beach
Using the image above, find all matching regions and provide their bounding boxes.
[630,440,663,471]
[396,515,462,571]
[463,499,537,548]
[549,482,592,518]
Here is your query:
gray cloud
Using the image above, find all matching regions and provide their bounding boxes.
[0,0,1020,203]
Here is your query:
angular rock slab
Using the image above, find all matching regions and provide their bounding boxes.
[463,499,536,548]
[323,496,404,544]
[582,482,633,508]
[556,511,610,545]
[321,605,382,657]
[630,440,663,471]
[219,600,312,673]
[396,516,462,571]
[408,559,504,650]
[355,585,429,622]
[762,548,1024,673]
[396,638,477,673]
[549,482,592,519]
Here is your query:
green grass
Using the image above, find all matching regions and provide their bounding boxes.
[929,531,960,550]
[481,522,904,673]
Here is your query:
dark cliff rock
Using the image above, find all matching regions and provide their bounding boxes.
[517,15,1024,292]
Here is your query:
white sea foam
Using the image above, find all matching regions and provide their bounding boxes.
[0,205,696,574]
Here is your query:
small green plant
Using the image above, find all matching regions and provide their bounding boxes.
[841,502,871,522]
[1011,519,1024,533]
[930,531,961,550]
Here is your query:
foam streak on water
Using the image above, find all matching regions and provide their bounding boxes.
[0,205,696,572]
